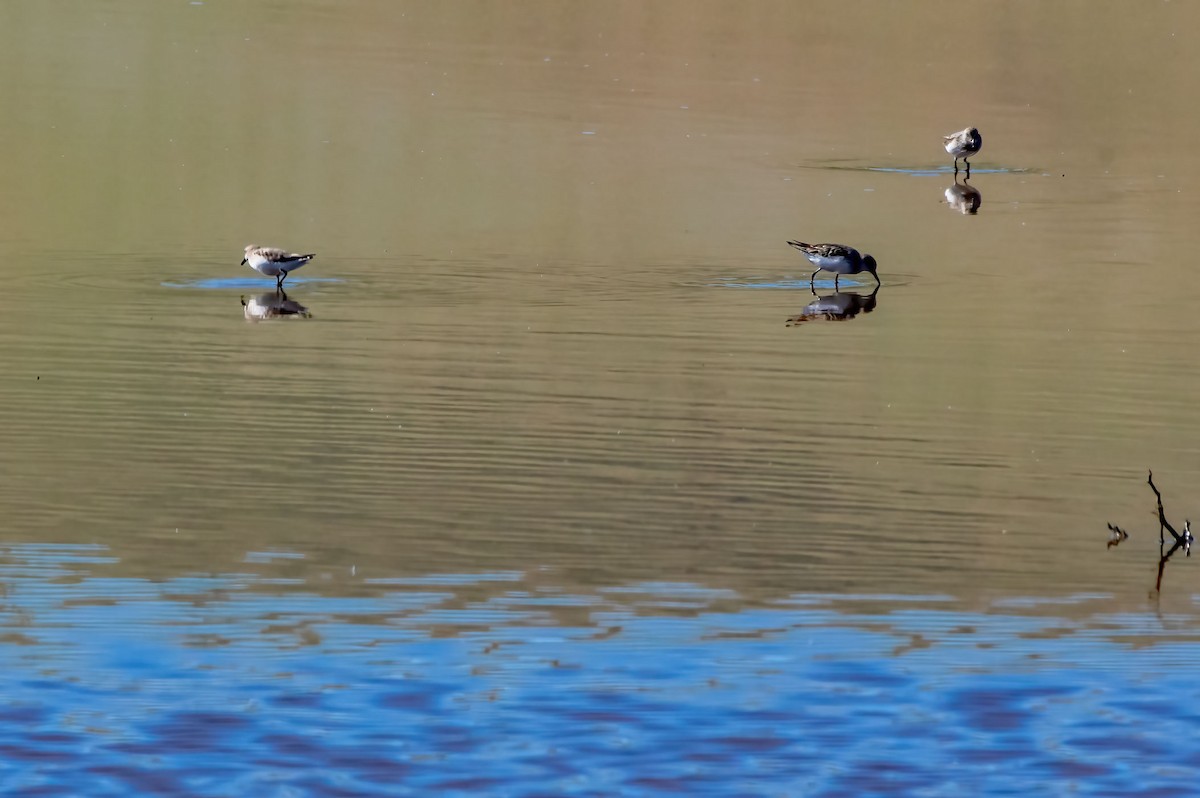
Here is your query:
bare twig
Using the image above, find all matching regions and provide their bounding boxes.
[1111,471,1194,593]
[1145,471,1195,591]
[1147,470,1183,546]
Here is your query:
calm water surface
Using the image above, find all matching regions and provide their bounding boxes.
[2,1,1200,794]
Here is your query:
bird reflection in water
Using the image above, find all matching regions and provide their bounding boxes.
[785,285,879,327]
[944,178,982,215]
[240,289,312,321]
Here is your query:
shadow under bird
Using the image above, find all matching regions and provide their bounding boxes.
[786,240,880,289]
[241,245,316,287]
[943,127,982,176]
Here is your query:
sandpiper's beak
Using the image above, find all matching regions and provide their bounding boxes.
[240,258,248,265]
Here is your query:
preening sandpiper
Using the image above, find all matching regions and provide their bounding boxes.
[786,241,880,289]
[241,245,316,287]
[943,127,982,176]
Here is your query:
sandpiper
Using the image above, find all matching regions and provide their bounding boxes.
[943,127,982,176]
[786,240,880,289]
[241,245,316,287]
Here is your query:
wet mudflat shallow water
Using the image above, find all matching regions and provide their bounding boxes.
[4,1,1200,794]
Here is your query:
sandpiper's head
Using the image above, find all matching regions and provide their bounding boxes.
[862,255,881,285]
[241,244,257,265]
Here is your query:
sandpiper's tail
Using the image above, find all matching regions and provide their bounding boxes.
[282,254,317,272]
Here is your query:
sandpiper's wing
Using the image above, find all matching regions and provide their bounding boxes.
[257,247,311,263]
[788,241,841,256]
[787,241,858,260]
[797,242,855,257]
[256,248,317,273]
[817,243,855,258]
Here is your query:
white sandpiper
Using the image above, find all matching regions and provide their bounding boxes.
[943,127,982,176]
[241,245,316,287]
[786,240,880,289]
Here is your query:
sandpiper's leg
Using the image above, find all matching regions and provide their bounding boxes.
[872,271,881,287]
[953,158,960,176]
[277,273,286,289]
[834,274,841,290]
[810,269,820,288]
[965,159,971,178]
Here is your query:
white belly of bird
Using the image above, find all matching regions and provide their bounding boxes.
[945,139,980,158]
[248,258,283,277]
[248,253,309,276]
[808,254,855,272]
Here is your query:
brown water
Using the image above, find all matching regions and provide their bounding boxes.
[6,0,1200,603]
[5,3,1200,793]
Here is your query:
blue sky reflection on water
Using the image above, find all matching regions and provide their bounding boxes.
[0,547,1197,796]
